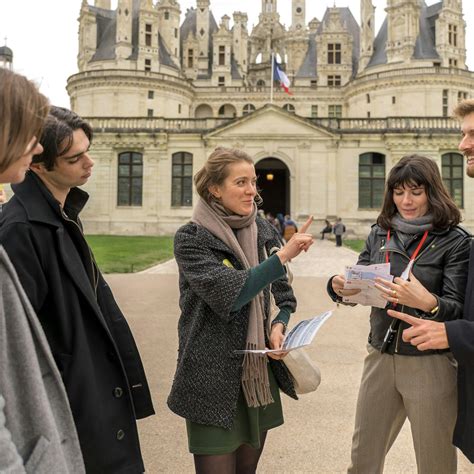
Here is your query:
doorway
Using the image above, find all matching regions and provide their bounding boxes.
[255,158,290,216]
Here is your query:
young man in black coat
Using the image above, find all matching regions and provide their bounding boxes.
[388,99,474,462]
[0,106,155,473]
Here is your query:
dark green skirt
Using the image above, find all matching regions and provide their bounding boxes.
[186,366,284,455]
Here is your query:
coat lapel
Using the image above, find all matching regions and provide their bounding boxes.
[55,228,110,333]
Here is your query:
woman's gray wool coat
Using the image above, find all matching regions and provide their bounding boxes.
[168,217,298,430]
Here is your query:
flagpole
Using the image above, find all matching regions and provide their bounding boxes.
[270,51,274,104]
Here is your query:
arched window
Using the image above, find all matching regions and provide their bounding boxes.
[195,103,213,118]
[172,152,193,207]
[256,79,266,87]
[283,104,295,114]
[359,152,385,209]
[255,52,262,64]
[243,104,256,115]
[117,152,143,206]
[442,152,464,207]
[218,104,237,118]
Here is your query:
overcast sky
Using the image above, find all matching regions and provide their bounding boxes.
[1,0,473,108]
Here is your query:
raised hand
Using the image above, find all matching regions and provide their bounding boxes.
[375,271,437,312]
[276,216,314,264]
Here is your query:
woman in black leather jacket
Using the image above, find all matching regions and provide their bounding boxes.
[328,154,471,474]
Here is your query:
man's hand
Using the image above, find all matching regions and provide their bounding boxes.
[387,309,449,351]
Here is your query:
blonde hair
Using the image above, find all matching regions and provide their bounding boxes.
[453,99,474,119]
[0,69,49,173]
[194,147,259,204]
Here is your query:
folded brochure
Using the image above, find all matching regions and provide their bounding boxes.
[234,310,333,354]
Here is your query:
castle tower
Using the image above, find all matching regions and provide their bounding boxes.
[232,12,248,76]
[116,0,133,60]
[261,0,277,15]
[157,0,181,62]
[196,0,210,76]
[435,0,466,68]
[385,0,421,64]
[138,0,159,71]
[78,0,97,71]
[291,0,305,32]
[359,0,375,73]
[212,15,233,86]
[0,41,13,70]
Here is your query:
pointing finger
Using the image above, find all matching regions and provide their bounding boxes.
[299,215,314,234]
[387,309,422,326]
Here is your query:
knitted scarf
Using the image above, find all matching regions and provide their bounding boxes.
[191,198,273,408]
[391,213,433,235]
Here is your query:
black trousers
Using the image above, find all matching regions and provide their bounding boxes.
[336,235,342,247]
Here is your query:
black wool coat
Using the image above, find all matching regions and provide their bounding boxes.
[0,172,155,474]
[446,239,474,462]
[168,217,297,430]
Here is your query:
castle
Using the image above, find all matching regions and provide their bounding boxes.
[66,0,473,235]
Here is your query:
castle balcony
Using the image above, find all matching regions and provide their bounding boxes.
[84,115,460,134]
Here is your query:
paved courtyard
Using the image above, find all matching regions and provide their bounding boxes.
[105,239,472,473]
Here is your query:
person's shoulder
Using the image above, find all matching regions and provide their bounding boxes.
[449,224,472,240]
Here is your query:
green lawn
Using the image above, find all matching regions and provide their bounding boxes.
[85,235,174,273]
[343,239,366,254]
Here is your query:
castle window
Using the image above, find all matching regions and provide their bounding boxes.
[147,109,154,117]
[448,24,458,47]
[311,105,318,118]
[367,112,371,118]
[178,104,182,114]
[310,80,317,88]
[188,49,194,68]
[117,152,143,207]
[172,152,193,207]
[328,105,342,118]
[442,153,463,207]
[148,90,154,99]
[449,58,458,67]
[366,94,370,104]
[458,91,468,102]
[392,96,396,104]
[243,104,256,115]
[283,104,295,114]
[442,89,449,117]
[164,11,170,20]
[145,24,152,47]
[359,152,385,209]
[175,28,178,38]
[218,76,225,86]
[219,46,226,66]
[256,79,266,87]
[328,75,341,87]
[328,43,341,64]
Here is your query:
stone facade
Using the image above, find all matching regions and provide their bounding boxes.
[68,0,474,236]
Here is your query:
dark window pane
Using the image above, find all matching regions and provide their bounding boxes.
[132,165,143,177]
[452,166,463,179]
[119,154,131,164]
[359,166,371,178]
[119,165,130,177]
[184,164,193,176]
[359,154,371,165]
[132,153,142,164]
[172,164,182,176]
[184,154,193,165]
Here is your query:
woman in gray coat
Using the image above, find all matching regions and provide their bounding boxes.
[0,68,84,473]
[168,147,313,473]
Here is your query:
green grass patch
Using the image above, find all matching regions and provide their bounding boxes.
[85,235,174,273]
[343,239,366,254]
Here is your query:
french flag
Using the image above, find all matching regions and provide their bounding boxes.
[273,57,292,95]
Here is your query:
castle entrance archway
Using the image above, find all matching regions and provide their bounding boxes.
[255,157,290,217]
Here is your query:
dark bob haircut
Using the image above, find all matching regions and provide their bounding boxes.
[32,106,93,171]
[377,154,461,230]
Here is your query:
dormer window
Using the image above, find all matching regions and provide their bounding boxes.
[164,11,170,20]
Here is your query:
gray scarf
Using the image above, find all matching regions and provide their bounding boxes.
[391,213,433,235]
[191,198,273,408]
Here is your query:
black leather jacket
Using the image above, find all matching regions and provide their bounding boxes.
[329,224,472,355]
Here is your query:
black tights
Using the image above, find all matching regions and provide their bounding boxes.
[193,432,268,474]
